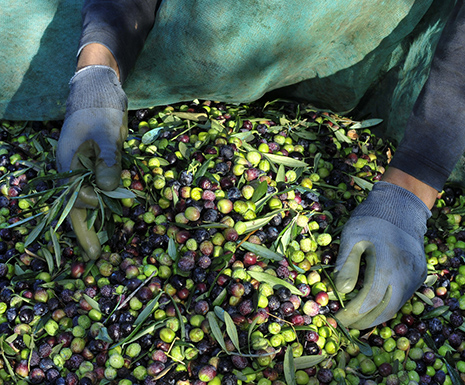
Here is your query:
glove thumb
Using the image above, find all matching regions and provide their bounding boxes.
[334,240,374,293]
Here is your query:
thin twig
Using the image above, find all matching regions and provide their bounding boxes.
[116,271,156,311]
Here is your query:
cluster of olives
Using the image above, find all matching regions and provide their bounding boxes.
[0,100,464,385]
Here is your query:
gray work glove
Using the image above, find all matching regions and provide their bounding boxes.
[333,181,431,329]
[57,65,128,260]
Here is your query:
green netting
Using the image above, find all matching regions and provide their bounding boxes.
[1,0,462,182]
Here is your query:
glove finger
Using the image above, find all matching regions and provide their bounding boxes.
[334,240,373,293]
[75,186,99,209]
[334,243,384,327]
[68,140,99,172]
[345,285,393,330]
[56,123,78,174]
[360,252,426,327]
[95,153,122,191]
[57,114,99,174]
[69,207,101,260]
[93,119,127,191]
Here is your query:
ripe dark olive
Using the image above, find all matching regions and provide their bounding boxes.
[19,308,34,324]
[30,258,47,272]
[38,342,52,358]
[219,145,234,160]
[231,355,248,370]
[317,368,333,383]
[34,302,48,316]
[368,334,384,347]
[108,323,122,341]
[393,323,408,336]
[46,368,60,383]
[379,363,393,377]
[30,367,46,384]
[428,318,443,334]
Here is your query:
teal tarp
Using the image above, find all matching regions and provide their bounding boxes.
[1,1,460,182]
[0,1,454,122]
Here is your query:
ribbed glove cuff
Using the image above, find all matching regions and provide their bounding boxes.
[66,65,127,117]
[352,181,432,239]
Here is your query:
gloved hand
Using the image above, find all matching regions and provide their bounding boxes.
[57,65,128,260]
[333,181,431,329]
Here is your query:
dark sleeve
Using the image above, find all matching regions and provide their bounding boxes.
[389,0,465,192]
[79,0,160,83]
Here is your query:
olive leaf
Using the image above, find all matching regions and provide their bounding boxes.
[293,354,328,369]
[424,274,438,287]
[334,315,373,357]
[251,180,268,203]
[240,241,283,261]
[114,306,164,349]
[167,293,186,352]
[0,346,15,381]
[54,178,85,231]
[97,231,109,246]
[329,125,352,144]
[45,198,65,227]
[206,312,228,353]
[7,211,44,230]
[50,227,61,269]
[42,248,54,274]
[276,164,286,183]
[313,152,322,173]
[415,291,434,306]
[212,288,227,307]
[444,352,463,385]
[322,268,344,308]
[230,131,257,141]
[211,119,225,132]
[83,294,101,312]
[194,156,216,182]
[276,215,297,255]
[284,346,297,385]
[101,194,123,216]
[214,306,225,322]
[420,305,450,320]
[222,309,241,353]
[97,187,136,199]
[168,237,177,261]
[247,271,302,296]
[350,118,383,129]
[134,294,162,326]
[87,205,99,231]
[351,176,373,191]
[96,327,113,343]
[247,317,260,354]
[14,265,26,276]
[263,153,308,168]
[95,192,106,232]
[172,186,179,208]
[241,211,285,233]
[233,370,248,382]
[141,119,183,144]
[178,141,190,160]
[77,154,95,172]
[292,129,317,140]
[254,190,274,211]
[171,112,208,121]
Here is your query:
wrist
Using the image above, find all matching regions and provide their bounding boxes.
[381,167,438,210]
[77,43,120,81]
[353,181,431,239]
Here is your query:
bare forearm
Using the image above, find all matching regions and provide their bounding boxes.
[79,0,159,83]
[381,167,438,210]
[77,43,120,80]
